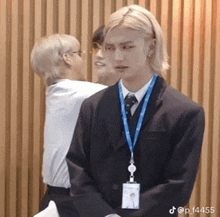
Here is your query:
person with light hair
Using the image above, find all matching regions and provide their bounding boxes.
[103,4,169,78]
[31,34,85,86]
[31,34,106,216]
[63,5,204,217]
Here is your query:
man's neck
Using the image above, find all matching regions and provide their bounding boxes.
[122,73,153,92]
[65,69,85,81]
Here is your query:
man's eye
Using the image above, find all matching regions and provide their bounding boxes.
[105,46,114,51]
[122,45,134,50]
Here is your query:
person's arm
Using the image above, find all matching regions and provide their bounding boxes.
[116,106,205,217]
[66,100,119,217]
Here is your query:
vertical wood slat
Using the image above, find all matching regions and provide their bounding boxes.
[127,0,138,6]
[138,0,146,8]
[16,1,23,216]
[211,0,220,216]
[160,0,169,51]
[32,0,42,215]
[5,2,12,217]
[92,0,104,82]
[192,0,202,104]
[58,0,66,33]
[0,0,7,216]
[160,0,169,81]
[21,1,30,216]
[116,0,126,10]
[104,0,114,26]
[188,0,206,215]
[28,2,35,216]
[39,3,47,201]
[181,0,193,97]
[1,1,220,216]
[93,0,103,34]
[149,0,157,18]
[179,2,195,212]
[70,0,81,41]
[170,0,182,90]
[190,14,202,214]
[46,0,54,35]
[81,0,93,80]
[200,0,213,212]
[10,0,19,216]
[149,0,160,24]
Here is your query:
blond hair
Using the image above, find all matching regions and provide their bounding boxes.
[31,34,80,86]
[104,5,169,76]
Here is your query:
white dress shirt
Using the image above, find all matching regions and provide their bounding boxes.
[43,79,106,188]
[120,77,153,115]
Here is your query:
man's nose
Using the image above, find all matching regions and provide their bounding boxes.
[114,49,124,61]
[96,49,104,59]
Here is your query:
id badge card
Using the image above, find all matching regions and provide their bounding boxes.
[121,183,140,209]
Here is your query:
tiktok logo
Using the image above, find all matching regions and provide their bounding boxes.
[169,206,176,214]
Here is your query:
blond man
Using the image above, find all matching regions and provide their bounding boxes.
[64,5,205,217]
[31,34,106,216]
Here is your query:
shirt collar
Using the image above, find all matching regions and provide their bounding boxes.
[119,76,153,103]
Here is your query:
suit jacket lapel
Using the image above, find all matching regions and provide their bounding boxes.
[107,77,167,151]
[104,83,126,151]
[141,76,167,128]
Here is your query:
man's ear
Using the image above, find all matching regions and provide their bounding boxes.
[145,39,156,57]
[63,53,74,66]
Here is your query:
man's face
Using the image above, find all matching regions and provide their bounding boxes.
[93,44,120,86]
[104,27,153,83]
[69,42,84,74]
[93,44,113,74]
[61,40,85,81]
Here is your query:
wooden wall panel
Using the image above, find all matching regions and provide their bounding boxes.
[181,0,193,97]
[70,0,81,41]
[81,0,93,80]
[32,1,42,214]
[200,0,213,212]
[10,1,19,216]
[0,0,7,216]
[171,0,182,90]
[189,1,203,213]
[92,0,104,82]
[211,1,220,215]
[58,0,66,33]
[116,0,127,10]
[21,1,30,216]
[0,0,219,216]
[46,0,54,35]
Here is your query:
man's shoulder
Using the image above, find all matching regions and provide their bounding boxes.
[50,79,106,97]
[80,84,118,112]
[76,81,109,100]
[62,79,106,91]
[85,83,117,102]
[163,85,203,113]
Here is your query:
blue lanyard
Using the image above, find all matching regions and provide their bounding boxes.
[118,74,158,155]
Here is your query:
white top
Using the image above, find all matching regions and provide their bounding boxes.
[34,201,59,217]
[43,79,106,188]
[120,77,153,115]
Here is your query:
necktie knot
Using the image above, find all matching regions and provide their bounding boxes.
[125,94,137,117]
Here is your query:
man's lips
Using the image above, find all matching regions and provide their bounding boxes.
[95,61,106,66]
[115,66,128,69]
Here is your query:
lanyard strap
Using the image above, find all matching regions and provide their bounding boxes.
[118,74,158,154]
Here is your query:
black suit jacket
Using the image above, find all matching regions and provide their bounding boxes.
[66,77,205,217]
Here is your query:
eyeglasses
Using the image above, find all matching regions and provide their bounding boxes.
[93,42,102,50]
[71,50,85,57]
